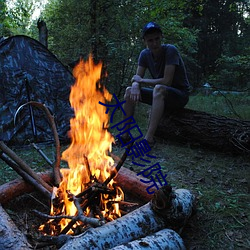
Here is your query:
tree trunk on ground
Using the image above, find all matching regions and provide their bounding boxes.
[156,108,250,154]
[0,204,32,249]
[59,187,194,250]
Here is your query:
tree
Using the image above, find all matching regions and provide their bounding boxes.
[185,0,250,89]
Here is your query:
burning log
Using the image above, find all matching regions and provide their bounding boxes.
[0,204,32,249]
[59,186,195,250]
[110,228,186,250]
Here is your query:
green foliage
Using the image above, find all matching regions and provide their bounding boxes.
[2,0,250,94]
[208,55,250,89]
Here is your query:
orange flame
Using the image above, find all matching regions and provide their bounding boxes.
[43,55,123,234]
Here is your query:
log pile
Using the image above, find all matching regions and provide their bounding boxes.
[156,108,250,154]
[59,185,195,250]
[0,156,196,249]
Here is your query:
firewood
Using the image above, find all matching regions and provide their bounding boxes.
[59,186,195,250]
[0,152,51,199]
[110,228,186,250]
[0,204,32,249]
[0,141,52,193]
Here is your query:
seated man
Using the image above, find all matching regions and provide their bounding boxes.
[122,21,191,147]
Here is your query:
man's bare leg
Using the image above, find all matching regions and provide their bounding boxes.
[122,87,136,139]
[144,85,166,143]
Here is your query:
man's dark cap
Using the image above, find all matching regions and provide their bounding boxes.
[142,22,162,38]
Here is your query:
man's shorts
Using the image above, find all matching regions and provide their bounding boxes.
[140,87,189,112]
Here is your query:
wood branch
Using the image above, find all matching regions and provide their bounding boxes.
[0,204,32,249]
[0,141,53,193]
[110,228,185,250]
[0,152,51,199]
[103,141,134,186]
[156,108,250,154]
[59,186,195,250]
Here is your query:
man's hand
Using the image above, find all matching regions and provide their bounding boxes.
[130,82,141,102]
[131,74,142,83]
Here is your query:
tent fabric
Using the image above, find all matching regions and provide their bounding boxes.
[0,35,75,144]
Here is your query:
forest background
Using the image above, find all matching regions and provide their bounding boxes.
[0,1,250,249]
[1,0,250,97]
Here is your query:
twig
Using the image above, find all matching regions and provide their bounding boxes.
[32,143,53,167]
[103,141,134,186]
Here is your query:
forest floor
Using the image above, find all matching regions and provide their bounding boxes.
[1,135,249,250]
[0,95,250,250]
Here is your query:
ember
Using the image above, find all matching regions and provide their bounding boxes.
[39,55,124,235]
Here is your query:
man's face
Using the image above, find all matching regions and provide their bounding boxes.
[143,31,162,51]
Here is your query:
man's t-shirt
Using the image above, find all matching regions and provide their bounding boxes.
[138,44,191,91]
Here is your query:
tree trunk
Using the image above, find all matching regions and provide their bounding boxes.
[0,204,32,249]
[37,19,48,47]
[59,187,194,250]
[156,108,250,154]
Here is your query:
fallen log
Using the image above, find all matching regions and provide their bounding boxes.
[0,167,154,205]
[59,186,195,250]
[0,171,53,204]
[110,228,185,250]
[0,204,32,249]
[156,108,250,154]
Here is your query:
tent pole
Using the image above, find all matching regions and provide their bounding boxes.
[24,78,38,142]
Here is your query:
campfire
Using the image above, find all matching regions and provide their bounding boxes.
[39,55,126,236]
[0,55,196,250]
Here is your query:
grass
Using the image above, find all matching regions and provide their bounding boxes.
[0,94,249,249]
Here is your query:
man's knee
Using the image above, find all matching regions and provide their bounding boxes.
[124,86,132,100]
[153,84,166,98]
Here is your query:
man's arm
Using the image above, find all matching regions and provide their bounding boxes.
[129,66,146,102]
[132,64,176,87]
